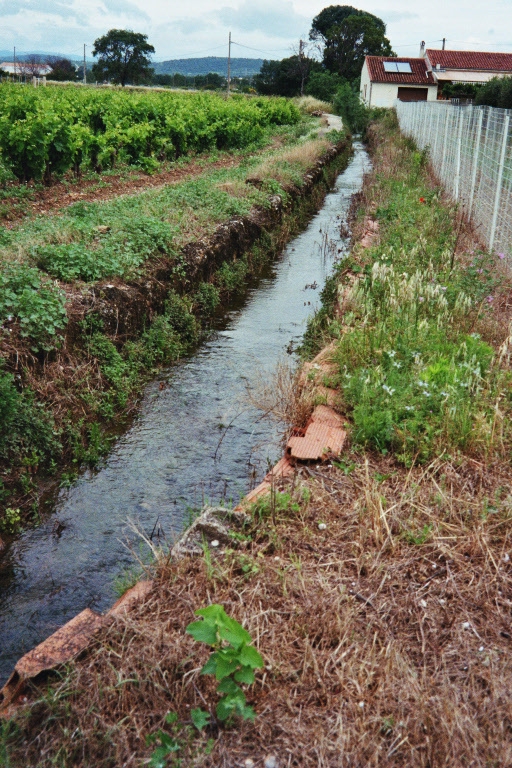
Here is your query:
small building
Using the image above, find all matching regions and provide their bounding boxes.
[424,49,512,97]
[360,56,438,107]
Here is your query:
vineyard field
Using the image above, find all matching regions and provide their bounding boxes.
[0,86,300,183]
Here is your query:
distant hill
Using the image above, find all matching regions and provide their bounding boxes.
[153,57,264,77]
[0,50,91,64]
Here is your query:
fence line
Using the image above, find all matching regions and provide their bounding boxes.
[395,101,512,258]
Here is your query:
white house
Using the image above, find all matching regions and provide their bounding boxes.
[360,57,438,108]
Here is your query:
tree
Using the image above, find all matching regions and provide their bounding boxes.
[333,82,370,133]
[18,54,46,77]
[254,56,319,97]
[305,71,343,101]
[92,29,154,86]
[46,57,77,82]
[310,5,393,82]
[310,5,385,43]
[475,76,512,109]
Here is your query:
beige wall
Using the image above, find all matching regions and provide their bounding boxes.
[359,61,438,107]
[366,82,438,108]
[360,61,372,105]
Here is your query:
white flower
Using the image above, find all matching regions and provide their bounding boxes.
[382,384,395,395]
[388,350,396,358]
[393,361,402,368]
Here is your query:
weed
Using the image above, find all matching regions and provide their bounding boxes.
[0,367,61,473]
[146,710,214,768]
[0,507,22,534]
[403,523,433,546]
[113,565,144,598]
[310,114,512,464]
[0,263,67,350]
[194,282,220,317]
[186,604,264,722]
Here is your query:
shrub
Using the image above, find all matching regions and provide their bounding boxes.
[0,264,67,349]
[475,75,512,109]
[0,366,61,466]
[333,83,370,134]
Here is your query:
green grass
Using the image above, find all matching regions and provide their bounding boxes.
[0,118,328,356]
[306,111,510,465]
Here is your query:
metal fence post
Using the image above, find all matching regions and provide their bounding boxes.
[454,108,464,200]
[440,108,450,181]
[468,108,484,218]
[490,113,510,250]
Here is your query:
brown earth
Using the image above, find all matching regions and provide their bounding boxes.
[0,155,243,227]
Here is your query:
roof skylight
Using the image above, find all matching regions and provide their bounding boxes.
[383,61,412,73]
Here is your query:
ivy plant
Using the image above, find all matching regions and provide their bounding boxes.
[186,604,264,722]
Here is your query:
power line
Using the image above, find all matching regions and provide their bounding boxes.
[231,41,290,55]
[156,43,227,60]
[447,39,512,47]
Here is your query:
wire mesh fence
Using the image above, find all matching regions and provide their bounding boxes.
[395,100,512,258]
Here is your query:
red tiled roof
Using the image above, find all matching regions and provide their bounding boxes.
[426,49,512,72]
[365,56,436,85]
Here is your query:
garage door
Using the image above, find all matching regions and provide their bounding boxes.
[397,87,428,102]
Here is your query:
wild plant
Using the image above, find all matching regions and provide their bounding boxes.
[186,604,264,722]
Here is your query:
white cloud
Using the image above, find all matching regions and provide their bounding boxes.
[216,0,309,37]
[0,0,510,61]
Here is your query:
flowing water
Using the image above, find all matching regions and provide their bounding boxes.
[0,143,370,685]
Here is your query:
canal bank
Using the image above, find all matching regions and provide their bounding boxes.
[0,142,370,687]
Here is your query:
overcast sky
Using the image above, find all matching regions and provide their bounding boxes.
[1,0,511,61]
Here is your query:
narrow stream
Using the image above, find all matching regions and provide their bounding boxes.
[0,143,370,685]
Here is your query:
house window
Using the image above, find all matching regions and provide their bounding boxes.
[383,61,412,73]
[364,84,367,99]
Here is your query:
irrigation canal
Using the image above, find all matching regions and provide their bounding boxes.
[0,142,370,685]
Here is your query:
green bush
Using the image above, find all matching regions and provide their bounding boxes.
[194,282,220,317]
[333,83,370,134]
[0,264,67,349]
[164,291,198,347]
[216,259,249,295]
[475,75,512,109]
[0,85,300,182]
[0,366,61,466]
[305,71,342,102]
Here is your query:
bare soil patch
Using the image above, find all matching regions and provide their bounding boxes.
[0,155,243,227]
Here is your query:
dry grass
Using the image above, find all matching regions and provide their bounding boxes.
[248,139,330,189]
[294,96,333,115]
[5,457,512,767]
[246,359,315,437]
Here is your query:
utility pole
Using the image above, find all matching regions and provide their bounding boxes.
[227,31,231,96]
[83,43,87,85]
[299,38,305,96]
[13,46,16,79]
[442,37,446,50]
